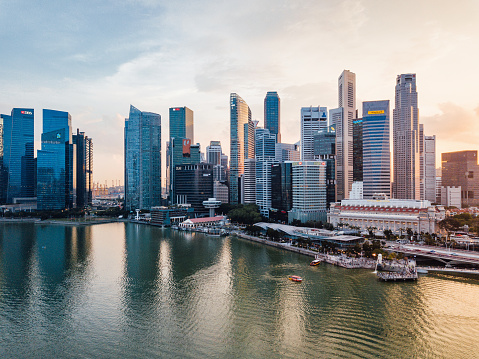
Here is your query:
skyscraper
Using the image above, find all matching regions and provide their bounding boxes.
[0,116,6,204]
[264,91,280,143]
[301,106,327,161]
[206,141,227,182]
[173,163,213,213]
[424,135,436,203]
[393,73,420,200]
[353,118,363,182]
[1,109,35,203]
[441,151,479,206]
[37,109,75,210]
[169,138,201,204]
[362,100,390,198]
[169,107,193,142]
[314,125,336,207]
[332,69,356,201]
[124,105,161,211]
[73,129,93,208]
[255,128,277,217]
[230,93,251,204]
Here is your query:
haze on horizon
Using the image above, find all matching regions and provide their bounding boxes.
[1,0,478,185]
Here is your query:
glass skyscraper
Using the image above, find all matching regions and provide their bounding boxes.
[314,125,336,207]
[169,106,194,142]
[124,105,161,211]
[0,116,5,204]
[362,100,390,198]
[255,128,277,217]
[73,129,93,208]
[264,91,280,143]
[1,108,35,203]
[353,118,363,182]
[37,109,74,210]
[229,93,251,204]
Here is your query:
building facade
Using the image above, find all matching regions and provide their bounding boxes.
[271,162,293,213]
[441,186,461,208]
[424,135,436,203]
[241,158,256,204]
[124,105,161,211]
[229,93,252,204]
[264,91,280,143]
[301,106,327,161]
[328,199,445,235]
[362,100,390,198]
[169,106,193,142]
[353,118,363,182]
[37,109,75,210]
[73,129,93,208]
[314,125,336,207]
[255,128,277,217]
[441,150,479,206]
[275,142,300,162]
[1,109,35,203]
[393,73,420,200]
[174,163,213,214]
[289,161,327,223]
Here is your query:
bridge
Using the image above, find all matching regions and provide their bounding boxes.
[386,243,479,266]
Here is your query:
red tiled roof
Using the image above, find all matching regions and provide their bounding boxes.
[188,216,225,223]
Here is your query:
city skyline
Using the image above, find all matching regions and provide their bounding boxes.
[1,1,479,183]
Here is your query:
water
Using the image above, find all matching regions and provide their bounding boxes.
[1,222,479,359]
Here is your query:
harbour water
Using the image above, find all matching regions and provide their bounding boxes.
[1,222,479,358]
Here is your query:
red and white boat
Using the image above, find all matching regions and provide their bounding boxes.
[288,275,302,282]
[310,259,321,266]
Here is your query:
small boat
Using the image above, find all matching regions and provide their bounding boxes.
[310,259,321,266]
[288,275,302,282]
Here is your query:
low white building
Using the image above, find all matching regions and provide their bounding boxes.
[328,198,446,234]
[349,181,363,200]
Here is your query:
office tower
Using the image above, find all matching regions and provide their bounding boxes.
[441,151,479,206]
[353,118,363,182]
[168,138,201,204]
[241,158,256,204]
[419,124,425,199]
[0,116,5,204]
[436,176,442,203]
[206,141,226,182]
[314,125,336,207]
[0,109,35,203]
[424,135,436,203]
[301,106,327,161]
[169,107,193,142]
[264,91,280,143]
[289,161,327,223]
[244,119,257,161]
[271,162,293,211]
[73,129,93,208]
[441,186,461,208]
[37,109,75,210]
[213,181,229,204]
[255,128,277,217]
[229,93,252,204]
[362,100,390,198]
[124,105,161,211]
[331,69,356,201]
[275,142,300,162]
[173,163,213,214]
[393,73,420,200]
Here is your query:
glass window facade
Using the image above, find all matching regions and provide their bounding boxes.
[73,129,93,208]
[124,105,161,211]
[169,107,193,142]
[174,163,213,214]
[362,100,390,199]
[1,109,35,203]
[264,91,280,143]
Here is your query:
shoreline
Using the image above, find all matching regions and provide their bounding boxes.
[0,218,122,226]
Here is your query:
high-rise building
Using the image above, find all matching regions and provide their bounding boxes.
[331,69,356,201]
[424,135,436,203]
[289,161,327,223]
[255,128,277,217]
[264,91,280,143]
[37,109,75,210]
[393,73,420,200]
[301,106,327,161]
[206,141,227,182]
[275,142,300,162]
[173,163,213,214]
[73,129,93,208]
[124,105,161,211]
[270,161,293,222]
[241,158,256,204]
[314,125,336,207]
[353,118,363,182]
[0,109,35,203]
[362,100,390,199]
[0,116,4,204]
[169,107,193,142]
[441,151,479,206]
[229,93,251,204]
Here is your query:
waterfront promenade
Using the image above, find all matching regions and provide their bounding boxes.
[386,243,479,265]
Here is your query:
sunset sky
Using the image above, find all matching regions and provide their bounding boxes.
[1,0,478,185]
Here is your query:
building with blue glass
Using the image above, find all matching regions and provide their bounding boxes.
[264,91,280,143]
[37,109,75,210]
[314,125,336,207]
[124,105,161,211]
[255,128,277,217]
[1,108,35,204]
[230,93,252,204]
[169,107,194,142]
[362,100,390,198]
[173,163,213,214]
[0,116,6,204]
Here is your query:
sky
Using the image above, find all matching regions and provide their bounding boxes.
[1,0,479,186]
